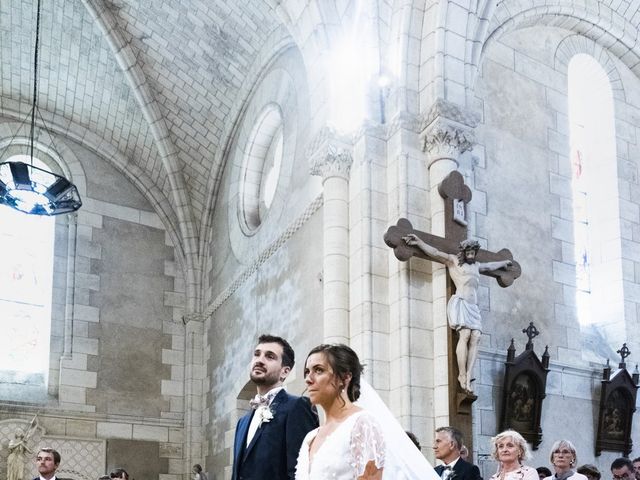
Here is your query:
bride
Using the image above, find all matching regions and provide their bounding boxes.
[295,344,440,480]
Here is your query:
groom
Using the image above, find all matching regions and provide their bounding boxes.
[232,334,318,480]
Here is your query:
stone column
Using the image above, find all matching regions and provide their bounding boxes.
[183,312,206,476]
[308,128,354,344]
[420,100,476,426]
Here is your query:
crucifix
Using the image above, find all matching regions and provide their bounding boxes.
[384,171,521,407]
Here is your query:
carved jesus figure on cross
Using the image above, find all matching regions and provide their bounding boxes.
[403,234,512,392]
[385,171,521,395]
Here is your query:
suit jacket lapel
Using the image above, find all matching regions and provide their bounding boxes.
[236,412,253,465]
[243,389,288,460]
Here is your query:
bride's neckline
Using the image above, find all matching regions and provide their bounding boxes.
[308,408,365,469]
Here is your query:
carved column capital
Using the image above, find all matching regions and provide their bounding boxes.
[307,127,354,181]
[420,99,479,167]
[422,119,475,161]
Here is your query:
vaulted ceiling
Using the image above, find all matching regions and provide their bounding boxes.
[0,0,283,232]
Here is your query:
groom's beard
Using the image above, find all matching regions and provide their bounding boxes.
[250,365,280,387]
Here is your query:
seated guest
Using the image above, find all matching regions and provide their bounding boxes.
[548,440,587,480]
[633,458,640,480]
[405,431,422,451]
[192,464,207,480]
[538,467,553,480]
[110,468,129,480]
[611,458,634,480]
[461,446,470,461]
[489,430,538,480]
[577,464,601,480]
[433,426,482,480]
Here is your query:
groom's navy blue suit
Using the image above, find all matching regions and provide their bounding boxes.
[232,389,318,480]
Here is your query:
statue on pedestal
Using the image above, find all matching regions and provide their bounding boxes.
[7,416,38,480]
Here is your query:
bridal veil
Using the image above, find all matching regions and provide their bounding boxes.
[355,380,442,480]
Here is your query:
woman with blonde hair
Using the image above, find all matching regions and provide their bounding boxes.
[547,440,587,480]
[489,430,538,480]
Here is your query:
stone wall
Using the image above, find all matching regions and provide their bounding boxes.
[202,45,325,479]
[0,131,187,480]
[470,24,640,471]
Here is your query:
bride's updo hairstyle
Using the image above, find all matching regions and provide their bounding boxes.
[307,344,364,401]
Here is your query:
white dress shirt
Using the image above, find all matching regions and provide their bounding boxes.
[246,386,283,446]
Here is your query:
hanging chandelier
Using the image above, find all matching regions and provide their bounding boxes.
[0,0,82,216]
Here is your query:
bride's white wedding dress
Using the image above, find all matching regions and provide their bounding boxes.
[296,381,441,480]
[295,410,385,480]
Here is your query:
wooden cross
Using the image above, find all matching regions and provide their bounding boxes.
[384,171,521,286]
[383,170,522,454]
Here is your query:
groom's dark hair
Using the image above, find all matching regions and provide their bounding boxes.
[257,334,295,368]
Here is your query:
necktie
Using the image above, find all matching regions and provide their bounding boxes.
[250,394,269,409]
[246,391,277,446]
[249,390,277,409]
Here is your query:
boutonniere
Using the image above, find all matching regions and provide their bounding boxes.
[255,405,274,427]
[443,468,457,480]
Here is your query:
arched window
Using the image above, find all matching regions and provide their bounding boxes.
[568,54,624,352]
[0,155,55,399]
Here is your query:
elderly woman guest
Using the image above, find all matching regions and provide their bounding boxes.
[489,430,538,480]
[547,440,588,480]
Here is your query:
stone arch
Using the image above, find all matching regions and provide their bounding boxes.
[0,135,87,199]
[238,104,284,234]
[0,115,186,275]
[0,133,85,401]
[554,35,626,102]
[80,0,199,311]
[481,5,640,84]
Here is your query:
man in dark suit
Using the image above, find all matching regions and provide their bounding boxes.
[232,334,318,480]
[433,427,483,480]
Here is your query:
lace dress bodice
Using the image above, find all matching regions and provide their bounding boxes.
[490,465,539,480]
[295,410,385,480]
